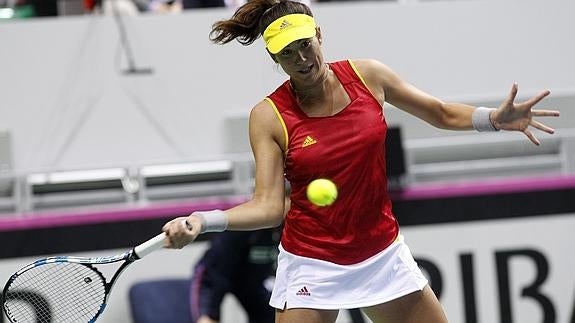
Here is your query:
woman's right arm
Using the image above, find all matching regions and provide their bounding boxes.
[162,100,287,248]
[224,99,287,230]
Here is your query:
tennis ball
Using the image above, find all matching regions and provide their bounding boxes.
[306,178,338,207]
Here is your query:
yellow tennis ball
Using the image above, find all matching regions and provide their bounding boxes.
[306,179,338,207]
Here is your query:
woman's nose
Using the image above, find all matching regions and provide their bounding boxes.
[295,50,307,63]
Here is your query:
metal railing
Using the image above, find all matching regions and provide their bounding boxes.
[1,129,574,215]
[405,128,575,184]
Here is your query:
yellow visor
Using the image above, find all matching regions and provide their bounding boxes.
[263,14,317,54]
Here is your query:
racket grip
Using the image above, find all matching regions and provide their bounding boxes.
[133,232,167,259]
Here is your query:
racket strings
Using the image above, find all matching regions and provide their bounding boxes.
[4,262,106,322]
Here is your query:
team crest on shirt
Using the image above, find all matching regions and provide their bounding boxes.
[302,135,317,148]
[296,286,311,296]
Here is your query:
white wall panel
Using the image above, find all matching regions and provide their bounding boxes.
[0,0,573,173]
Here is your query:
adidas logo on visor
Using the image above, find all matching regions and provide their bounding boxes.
[279,19,292,29]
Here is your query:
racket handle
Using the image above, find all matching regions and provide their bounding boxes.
[133,220,191,259]
[133,232,167,259]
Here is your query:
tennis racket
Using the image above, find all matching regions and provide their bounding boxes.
[1,230,170,323]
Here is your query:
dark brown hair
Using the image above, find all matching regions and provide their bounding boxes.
[209,0,313,47]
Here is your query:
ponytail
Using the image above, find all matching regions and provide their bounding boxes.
[209,0,313,47]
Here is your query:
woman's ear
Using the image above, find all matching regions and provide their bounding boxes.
[316,26,322,45]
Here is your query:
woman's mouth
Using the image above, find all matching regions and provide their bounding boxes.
[299,65,313,74]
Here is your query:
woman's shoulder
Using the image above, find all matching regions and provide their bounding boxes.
[250,99,276,120]
[250,98,286,132]
[346,58,398,88]
[346,58,386,74]
[327,58,388,81]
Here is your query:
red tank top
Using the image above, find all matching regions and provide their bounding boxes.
[266,60,399,265]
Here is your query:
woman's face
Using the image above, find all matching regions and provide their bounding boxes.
[273,29,325,86]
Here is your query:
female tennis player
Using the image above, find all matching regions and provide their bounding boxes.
[162,0,560,322]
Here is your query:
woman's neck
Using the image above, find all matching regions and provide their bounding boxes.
[290,64,332,101]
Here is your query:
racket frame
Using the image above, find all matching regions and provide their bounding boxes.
[2,232,166,322]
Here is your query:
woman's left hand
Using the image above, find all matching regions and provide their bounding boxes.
[491,83,560,145]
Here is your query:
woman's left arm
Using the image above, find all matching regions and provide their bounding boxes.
[353,59,559,145]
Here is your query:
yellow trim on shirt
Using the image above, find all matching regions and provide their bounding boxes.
[264,97,289,153]
[347,59,377,99]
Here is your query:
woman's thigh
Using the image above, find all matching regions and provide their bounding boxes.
[362,285,448,323]
[275,308,339,323]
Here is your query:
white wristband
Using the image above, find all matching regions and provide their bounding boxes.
[472,107,499,132]
[194,210,228,233]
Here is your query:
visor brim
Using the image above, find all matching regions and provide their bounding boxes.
[266,26,317,54]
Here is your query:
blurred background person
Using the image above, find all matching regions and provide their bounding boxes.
[183,0,224,9]
[148,0,183,13]
[83,0,141,15]
[190,228,280,323]
[0,0,57,18]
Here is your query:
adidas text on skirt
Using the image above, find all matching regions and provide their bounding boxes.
[269,235,428,310]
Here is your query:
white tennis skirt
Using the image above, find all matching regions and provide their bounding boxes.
[269,234,428,310]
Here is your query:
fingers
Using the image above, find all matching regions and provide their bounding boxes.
[503,82,519,107]
[530,119,555,134]
[500,84,558,145]
[529,108,559,135]
[524,89,551,107]
[523,129,540,146]
[162,217,198,249]
[184,219,193,230]
[505,84,552,112]
[162,220,178,248]
[532,109,560,117]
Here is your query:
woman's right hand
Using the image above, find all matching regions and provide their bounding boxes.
[162,215,202,249]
